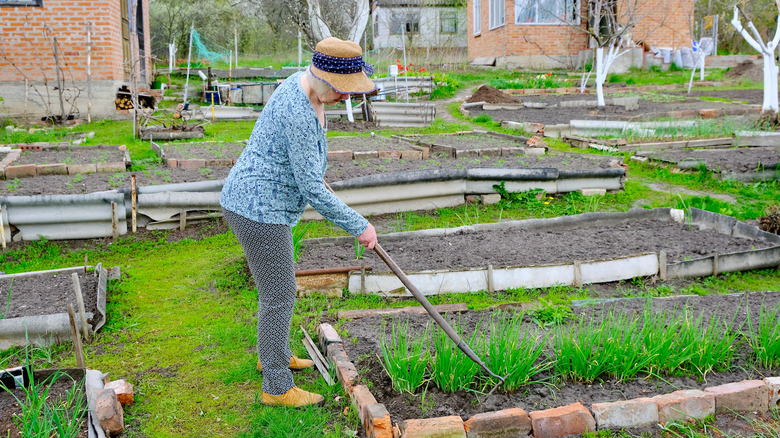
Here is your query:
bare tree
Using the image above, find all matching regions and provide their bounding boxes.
[731,4,780,112]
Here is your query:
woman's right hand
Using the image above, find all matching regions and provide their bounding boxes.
[357,223,377,250]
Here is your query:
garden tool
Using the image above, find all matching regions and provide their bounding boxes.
[322,179,507,396]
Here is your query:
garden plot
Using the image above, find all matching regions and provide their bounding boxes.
[403,132,530,158]
[637,147,779,181]
[0,265,108,349]
[471,92,760,126]
[1,145,129,179]
[327,136,423,160]
[151,141,245,168]
[296,208,780,294]
[337,291,780,426]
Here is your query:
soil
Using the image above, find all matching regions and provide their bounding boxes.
[473,93,759,126]
[328,119,379,133]
[159,141,245,161]
[0,374,88,438]
[671,88,765,106]
[328,136,420,153]
[647,147,780,173]
[296,218,777,273]
[13,146,126,166]
[726,61,764,83]
[0,272,98,321]
[340,291,780,428]
[416,134,524,150]
[466,85,522,104]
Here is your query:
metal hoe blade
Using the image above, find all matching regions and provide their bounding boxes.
[372,243,507,397]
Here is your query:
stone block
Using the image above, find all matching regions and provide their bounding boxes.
[653,390,715,423]
[67,164,97,175]
[5,164,36,179]
[328,150,353,161]
[481,194,501,205]
[318,323,342,350]
[336,361,359,394]
[366,403,393,438]
[705,380,769,413]
[529,403,595,438]
[525,147,546,156]
[591,397,658,429]
[104,379,134,406]
[465,195,481,204]
[401,150,423,160]
[478,148,502,157]
[326,341,350,364]
[402,416,466,438]
[36,163,68,175]
[166,158,178,168]
[766,377,780,409]
[205,159,234,166]
[97,162,126,173]
[700,109,719,119]
[580,188,606,196]
[501,147,524,157]
[378,150,403,159]
[178,159,206,169]
[354,151,378,160]
[463,408,531,437]
[454,149,479,158]
[350,385,378,423]
[96,388,125,436]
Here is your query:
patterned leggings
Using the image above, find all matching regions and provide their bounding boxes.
[223,209,296,395]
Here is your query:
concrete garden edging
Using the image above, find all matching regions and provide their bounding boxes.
[316,321,780,438]
[0,145,130,180]
[298,208,780,296]
[0,264,108,350]
[634,149,779,182]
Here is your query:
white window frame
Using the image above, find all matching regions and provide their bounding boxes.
[514,0,581,26]
[488,0,505,30]
[473,0,482,34]
[0,0,43,6]
[440,10,458,34]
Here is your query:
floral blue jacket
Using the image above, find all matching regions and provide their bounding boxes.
[220,71,368,236]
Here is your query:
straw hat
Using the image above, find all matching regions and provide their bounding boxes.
[310,37,376,94]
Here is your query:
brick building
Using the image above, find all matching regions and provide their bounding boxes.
[0,0,151,121]
[468,0,693,69]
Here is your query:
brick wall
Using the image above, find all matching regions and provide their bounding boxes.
[468,0,693,62]
[0,0,151,84]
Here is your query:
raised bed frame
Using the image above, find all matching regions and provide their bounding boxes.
[0,145,130,180]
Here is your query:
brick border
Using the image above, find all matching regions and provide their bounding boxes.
[317,321,779,437]
[0,145,130,180]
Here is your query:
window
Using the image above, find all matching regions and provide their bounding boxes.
[488,0,505,29]
[441,11,457,34]
[390,13,420,34]
[515,0,580,24]
[473,0,482,34]
[0,0,43,6]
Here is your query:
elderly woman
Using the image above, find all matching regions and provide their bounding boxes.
[220,38,377,408]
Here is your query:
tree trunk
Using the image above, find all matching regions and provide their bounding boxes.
[347,0,370,43]
[762,52,779,112]
[595,47,606,107]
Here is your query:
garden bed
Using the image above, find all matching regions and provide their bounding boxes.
[0,265,108,349]
[338,291,780,428]
[637,147,779,181]
[0,145,129,180]
[152,141,245,167]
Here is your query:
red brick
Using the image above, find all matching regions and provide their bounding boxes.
[326,342,349,364]
[402,416,466,438]
[653,390,715,423]
[104,379,134,406]
[328,150,353,162]
[205,159,233,166]
[592,398,658,429]
[318,323,342,350]
[766,377,780,409]
[529,403,595,438]
[377,150,402,159]
[37,163,68,176]
[463,408,531,437]
[335,361,359,394]
[699,109,719,119]
[5,164,37,179]
[350,385,377,424]
[177,159,206,169]
[400,150,423,160]
[704,380,769,413]
[166,158,178,168]
[366,403,393,438]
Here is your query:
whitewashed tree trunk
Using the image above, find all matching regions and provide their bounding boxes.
[731,6,780,112]
[307,0,332,42]
[347,0,370,43]
[594,45,627,107]
[308,0,370,44]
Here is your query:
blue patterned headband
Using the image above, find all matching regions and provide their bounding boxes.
[312,51,374,76]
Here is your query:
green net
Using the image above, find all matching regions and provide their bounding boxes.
[191,29,231,64]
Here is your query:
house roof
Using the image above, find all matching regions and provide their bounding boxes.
[375,0,466,7]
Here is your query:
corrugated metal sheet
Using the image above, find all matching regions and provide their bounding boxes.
[373,102,436,127]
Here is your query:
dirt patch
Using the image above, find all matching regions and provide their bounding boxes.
[328,119,379,133]
[0,272,98,321]
[328,136,419,153]
[159,141,245,161]
[726,61,764,83]
[646,147,780,173]
[13,145,126,166]
[0,374,88,438]
[296,218,776,272]
[467,85,522,104]
[341,291,780,426]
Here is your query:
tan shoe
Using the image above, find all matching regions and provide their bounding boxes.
[257,356,315,372]
[261,386,325,407]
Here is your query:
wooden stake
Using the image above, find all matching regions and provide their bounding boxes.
[111,202,118,239]
[179,210,186,231]
[67,304,86,368]
[131,174,137,233]
[487,264,494,293]
[300,325,334,385]
[573,261,583,287]
[0,208,6,250]
[53,37,66,123]
[86,21,92,124]
[84,254,88,273]
[71,273,90,341]
[659,250,667,281]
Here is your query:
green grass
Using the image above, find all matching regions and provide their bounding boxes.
[606,66,731,86]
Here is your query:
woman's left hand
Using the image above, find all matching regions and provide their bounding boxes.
[357,223,377,250]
